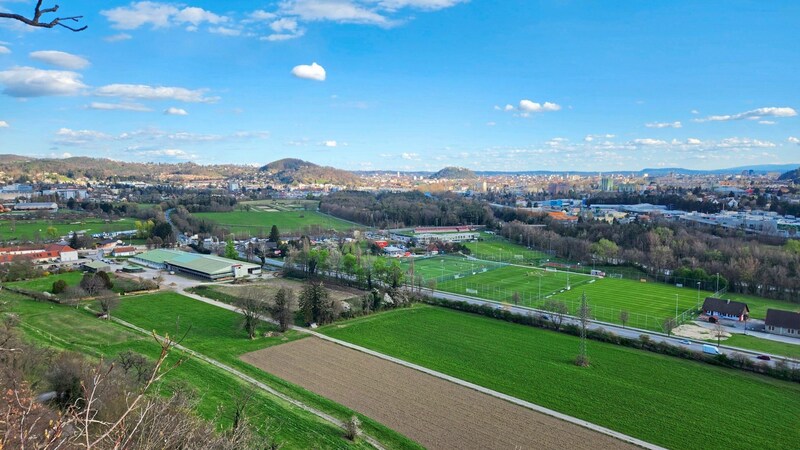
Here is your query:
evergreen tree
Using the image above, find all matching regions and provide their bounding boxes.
[268,225,281,243]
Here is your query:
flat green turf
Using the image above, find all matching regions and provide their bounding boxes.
[7,271,84,291]
[113,292,421,450]
[398,255,505,282]
[463,234,550,264]
[717,334,800,359]
[320,305,800,450]
[3,293,367,449]
[193,210,358,235]
[0,217,137,241]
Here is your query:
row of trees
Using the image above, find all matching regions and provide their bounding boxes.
[320,190,495,229]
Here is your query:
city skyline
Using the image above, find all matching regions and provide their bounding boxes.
[0,0,798,171]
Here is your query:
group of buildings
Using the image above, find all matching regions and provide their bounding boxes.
[701,297,800,339]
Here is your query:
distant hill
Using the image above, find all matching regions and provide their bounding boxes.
[259,158,360,185]
[778,167,800,183]
[430,166,476,180]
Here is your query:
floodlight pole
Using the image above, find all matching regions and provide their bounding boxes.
[675,293,678,322]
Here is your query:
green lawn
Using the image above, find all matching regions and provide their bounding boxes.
[321,305,800,450]
[0,217,137,241]
[113,292,421,450]
[463,234,550,264]
[718,334,800,359]
[7,271,84,291]
[725,292,800,318]
[398,255,506,282]
[3,293,368,448]
[193,210,359,236]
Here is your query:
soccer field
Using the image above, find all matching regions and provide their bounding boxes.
[193,210,359,235]
[399,255,505,282]
[463,234,551,264]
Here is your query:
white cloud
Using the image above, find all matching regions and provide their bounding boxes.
[401,152,420,160]
[0,120,8,128]
[645,121,682,129]
[102,2,179,29]
[87,102,152,112]
[104,33,133,42]
[717,137,776,148]
[758,120,776,125]
[0,45,10,54]
[690,109,699,114]
[210,26,241,36]
[291,62,326,81]
[249,10,277,21]
[95,84,218,102]
[271,18,299,32]
[29,50,90,70]
[519,100,561,113]
[486,121,496,126]
[788,137,800,145]
[174,6,227,26]
[164,107,188,115]
[686,138,703,145]
[584,134,615,142]
[280,0,390,25]
[633,138,668,146]
[263,30,306,41]
[54,128,113,146]
[378,0,465,11]
[323,140,337,147]
[137,148,197,160]
[695,107,797,122]
[0,66,86,97]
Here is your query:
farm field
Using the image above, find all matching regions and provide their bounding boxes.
[321,305,800,450]
[193,210,358,235]
[239,199,321,211]
[0,217,138,241]
[243,337,636,450]
[113,292,421,450]
[2,291,371,449]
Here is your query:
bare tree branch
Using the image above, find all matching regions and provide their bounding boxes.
[0,1,87,32]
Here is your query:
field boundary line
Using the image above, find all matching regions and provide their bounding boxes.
[109,313,387,450]
[307,331,664,450]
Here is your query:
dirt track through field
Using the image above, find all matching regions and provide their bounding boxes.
[242,337,638,450]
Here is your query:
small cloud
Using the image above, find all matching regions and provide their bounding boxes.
[210,26,241,36]
[291,62,326,81]
[503,104,514,111]
[486,121,496,126]
[0,45,10,54]
[401,152,420,160]
[29,50,90,70]
[686,138,703,145]
[695,107,797,122]
[632,138,668,146]
[584,134,615,142]
[87,102,152,112]
[645,121,682,129]
[788,136,800,145]
[104,33,133,42]
[95,84,218,103]
[164,107,189,116]
[323,140,337,147]
[497,99,561,117]
[0,120,8,128]
[690,109,700,114]
[137,148,197,160]
[0,66,86,97]
[758,120,776,125]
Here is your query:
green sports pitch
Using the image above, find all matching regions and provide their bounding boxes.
[399,255,506,282]
[192,210,359,235]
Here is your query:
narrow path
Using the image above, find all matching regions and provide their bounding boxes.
[179,288,663,450]
[110,314,387,450]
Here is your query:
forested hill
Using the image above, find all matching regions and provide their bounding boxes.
[0,155,247,181]
[429,166,476,179]
[259,158,361,185]
[777,167,800,183]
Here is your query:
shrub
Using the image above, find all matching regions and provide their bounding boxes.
[52,279,68,294]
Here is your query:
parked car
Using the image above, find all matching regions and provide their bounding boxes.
[702,344,722,355]
[757,355,771,361]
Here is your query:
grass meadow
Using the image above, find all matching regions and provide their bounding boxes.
[193,210,358,236]
[321,305,800,450]
[0,217,137,241]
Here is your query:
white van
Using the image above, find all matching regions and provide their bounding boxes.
[702,344,722,355]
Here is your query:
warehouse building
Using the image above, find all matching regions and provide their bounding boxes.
[131,249,260,280]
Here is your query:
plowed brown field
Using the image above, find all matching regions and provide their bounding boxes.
[241,337,639,450]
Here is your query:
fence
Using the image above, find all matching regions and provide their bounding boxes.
[436,278,699,332]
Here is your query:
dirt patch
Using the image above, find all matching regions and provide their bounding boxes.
[673,323,731,341]
[242,337,638,450]
[217,279,359,304]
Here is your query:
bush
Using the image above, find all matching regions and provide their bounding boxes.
[52,279,68,294]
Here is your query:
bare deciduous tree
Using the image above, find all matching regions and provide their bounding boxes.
[344,415,362,441]
[662,317,677,336]
[544,299,568,331]
[0,1,86,31]
[236,287,268,339]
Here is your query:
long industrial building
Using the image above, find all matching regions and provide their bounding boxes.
[131,249,261,280]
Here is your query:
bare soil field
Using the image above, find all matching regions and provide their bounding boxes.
[241,337,639,450]
[217,278,360,304]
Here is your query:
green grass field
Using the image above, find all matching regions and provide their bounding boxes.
[3,293,369,449]
[321,305,800,450]
[193,210,358,236]
[113,292,421,450]
[717,334,800,359]
[7,271,85,291]
[0,217,137,241]
[463,234,551,264]
[398,255,505,282]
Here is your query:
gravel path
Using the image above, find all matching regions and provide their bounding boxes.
[242,337,643,450]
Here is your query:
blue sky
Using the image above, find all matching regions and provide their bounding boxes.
[0,0,798,171]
